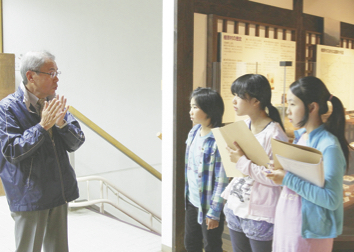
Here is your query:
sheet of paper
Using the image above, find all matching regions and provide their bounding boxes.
[271,138,322,168]
[276,154,324,187]
[212,129,245,177]
[271,138,324,187]
[219,121,270,167]
[212,120,269,177]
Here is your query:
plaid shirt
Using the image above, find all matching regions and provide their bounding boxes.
[185,124,228,224]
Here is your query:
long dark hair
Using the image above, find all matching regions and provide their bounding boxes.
[231,74,285,131]
[290,76,349,164]
[190,87,224,128]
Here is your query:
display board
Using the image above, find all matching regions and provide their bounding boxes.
[315,45,354,111]
[219,32,296,123]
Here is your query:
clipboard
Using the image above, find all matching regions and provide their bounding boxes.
[271,138,324,187]
[212,121,270,177]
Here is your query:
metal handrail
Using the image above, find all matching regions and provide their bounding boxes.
[68,106,162,181]
[69,176,161,234]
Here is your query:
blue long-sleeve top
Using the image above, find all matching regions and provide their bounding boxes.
[282,124,346,238]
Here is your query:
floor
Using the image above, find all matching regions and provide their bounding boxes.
[0,196,161,252]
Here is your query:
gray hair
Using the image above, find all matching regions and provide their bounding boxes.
[20,51,55,85]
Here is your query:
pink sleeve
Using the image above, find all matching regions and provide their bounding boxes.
[235,123,288,186]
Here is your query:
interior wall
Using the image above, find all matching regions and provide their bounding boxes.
[250,0,354,23]
[304,0,354,25]
[2,0,162,220]
[161,1,174,249]
[249,0,293,10]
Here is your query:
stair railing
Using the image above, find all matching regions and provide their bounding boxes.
[69,175,161,234]
[67,106,162,234]
[68,106,161,181]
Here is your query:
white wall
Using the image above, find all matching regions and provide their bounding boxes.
[3,0,162,229]
[161,0,174,249]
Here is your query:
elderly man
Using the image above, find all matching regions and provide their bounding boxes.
[0,51,85,252]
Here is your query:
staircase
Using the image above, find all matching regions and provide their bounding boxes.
[0,196,161,252]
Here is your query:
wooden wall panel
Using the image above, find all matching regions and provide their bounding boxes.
[0,53,15,196]
[0,54,15,100]
[0,0,3,53]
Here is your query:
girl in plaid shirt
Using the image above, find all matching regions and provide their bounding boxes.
[184,87,228,252]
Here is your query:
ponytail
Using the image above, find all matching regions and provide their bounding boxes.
[267,104,285,131]
[325,95,349,165]
[290,76,351,170]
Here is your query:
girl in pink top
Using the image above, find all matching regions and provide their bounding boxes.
[222,74,288,252]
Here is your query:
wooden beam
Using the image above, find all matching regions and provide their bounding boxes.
[256,24,260,37]
[245,22,249,35]
[174,0,194,250]
[222,19,227,32]
[265,26,269,38]
[194,0,297,28]
[303,13,323,33]
[207,14,218,88]
[294,0,306,79]
[234,21,239,34]
[341,22,354,39]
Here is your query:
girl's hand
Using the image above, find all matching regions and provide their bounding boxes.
[265,168,286,185]
[206,218,219,230]
[226,141,245,163]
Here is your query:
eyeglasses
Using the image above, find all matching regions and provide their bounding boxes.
[31,70,61,78]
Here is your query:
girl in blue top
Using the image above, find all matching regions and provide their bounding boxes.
[266,76,349,252]
[184,87,228,252]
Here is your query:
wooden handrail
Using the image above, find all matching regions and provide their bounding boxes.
[68,106,162,181]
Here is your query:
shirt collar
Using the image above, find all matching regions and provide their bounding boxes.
[21,82,39,113]
[307,124,325,143]
[20,82,56,113]
[294,124,325,144]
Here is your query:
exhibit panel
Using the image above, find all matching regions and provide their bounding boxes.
[315,44,354,111]
[219,32,296,123]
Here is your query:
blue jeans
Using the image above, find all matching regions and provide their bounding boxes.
[184,201,225,252]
